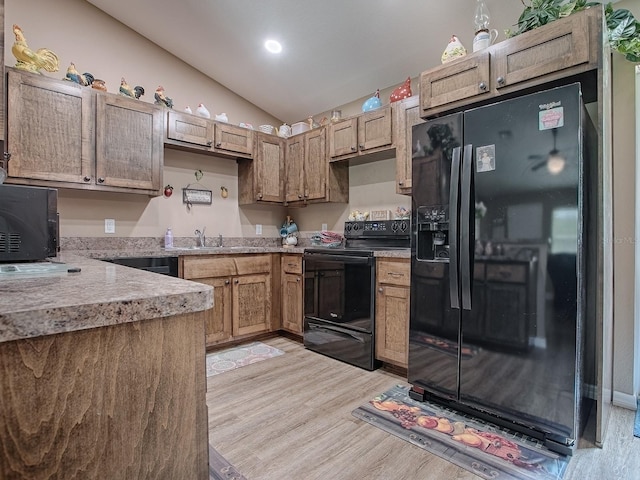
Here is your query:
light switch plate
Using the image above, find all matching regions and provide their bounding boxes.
[256,224,262,235]
[322,223,328,231]
[105,218,115,234]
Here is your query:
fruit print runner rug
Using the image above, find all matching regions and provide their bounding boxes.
[352,385,570,480]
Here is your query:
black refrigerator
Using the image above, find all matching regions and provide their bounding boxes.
[408,83,596,455]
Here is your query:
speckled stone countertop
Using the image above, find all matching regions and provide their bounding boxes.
[373,249,410,259]
[0,253,213,344]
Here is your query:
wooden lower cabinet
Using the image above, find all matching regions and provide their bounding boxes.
[375,258,410,368]
[181,254,272,347]
[281,254,303,335]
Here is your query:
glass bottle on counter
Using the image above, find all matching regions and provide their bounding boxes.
[164,228,174,249]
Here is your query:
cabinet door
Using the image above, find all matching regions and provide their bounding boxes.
[282,272,303,334]
[376,284,409,368]
[285,134,305,203]
[304,128,327,201]
[166,110,213,148]
[420,52,491,116]
[254,133,285,203]
[199,277,233,345]
[358,106,393,152]
[394,96,424,194]
[328,117,358,158]
[6,69,94,184]
[233,273,272,336]
[96,94,163,193]
[214,122,253,158]
[492,8,592,93]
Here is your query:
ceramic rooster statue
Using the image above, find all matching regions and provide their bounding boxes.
[390,77,412,103]
[12,24,60,74]
[119,77,144,99]
[441,35,467,64]
[63,63,94,86]
[196,103,211,118]
[154,85,173,108]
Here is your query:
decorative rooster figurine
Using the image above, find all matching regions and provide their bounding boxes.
[63,63,94,86]
[154,85,173,108]
[390,77,412,103]
[441,35,467,64]
[119,77,145,99]
[12,24,60,74]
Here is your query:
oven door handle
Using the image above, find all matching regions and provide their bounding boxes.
[307,323,366,343]
[303,254,373,265]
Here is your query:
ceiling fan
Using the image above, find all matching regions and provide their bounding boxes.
[529,128,565,174]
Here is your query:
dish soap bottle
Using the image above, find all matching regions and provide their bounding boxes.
[164,228,174,249]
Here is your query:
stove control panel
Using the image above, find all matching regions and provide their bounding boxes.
[344,220,410,238]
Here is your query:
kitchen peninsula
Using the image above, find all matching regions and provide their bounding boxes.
[0,254,213,479]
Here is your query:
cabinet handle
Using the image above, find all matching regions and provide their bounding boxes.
[496,76,505,86]
[3,152,12,161]
[398,181,404,186]
[359,144,365,150]
[296,277,300,283]
[388,272,405,277]
[83,176,91,182]
[378,287,384,293]
[206,140,213,147]
[479,81,487,91]
[225,280,230,285]
[351,146,357,152]
[257,193,263,199]
[98,177,105,183]
[298,194,303,199]
[234,279,239,284]
[216,142,222,148]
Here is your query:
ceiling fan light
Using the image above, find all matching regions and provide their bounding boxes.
[547,151,565,175]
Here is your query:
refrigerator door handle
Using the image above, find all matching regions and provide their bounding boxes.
[460,144,473,310]
[449,146,461,309]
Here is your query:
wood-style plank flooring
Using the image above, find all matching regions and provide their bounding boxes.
[206,337,640,480]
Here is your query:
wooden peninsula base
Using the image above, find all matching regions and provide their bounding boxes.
[0,311,208,480]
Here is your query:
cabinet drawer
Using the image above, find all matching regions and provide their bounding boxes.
[182,256,237,279]
[377,259,410,286]
[282,255,302,274]
[233,255,272,275]
[486,263,527,283]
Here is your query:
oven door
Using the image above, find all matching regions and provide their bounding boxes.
[303,251,375,331]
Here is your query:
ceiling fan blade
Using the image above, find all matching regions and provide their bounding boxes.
[531,160,547,171]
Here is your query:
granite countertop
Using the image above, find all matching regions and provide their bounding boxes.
[73,246,306,259]
[0,253,213,344]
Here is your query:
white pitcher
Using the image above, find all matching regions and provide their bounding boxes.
[472,29,498,52]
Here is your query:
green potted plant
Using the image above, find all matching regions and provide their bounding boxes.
[507,1,640,62]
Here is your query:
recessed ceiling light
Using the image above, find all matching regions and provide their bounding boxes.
[264,39,282,54]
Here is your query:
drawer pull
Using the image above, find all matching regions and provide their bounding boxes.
[388,272,405,277]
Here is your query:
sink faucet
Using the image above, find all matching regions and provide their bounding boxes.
[195,227,206,247]
[217,234,223,247]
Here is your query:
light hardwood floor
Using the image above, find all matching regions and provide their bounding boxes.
[206,336,640,480]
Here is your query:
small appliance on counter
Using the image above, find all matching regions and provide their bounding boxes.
[0,184,59,262]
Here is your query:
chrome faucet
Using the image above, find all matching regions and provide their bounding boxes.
[195,227,206,247]
[217,234,223,247]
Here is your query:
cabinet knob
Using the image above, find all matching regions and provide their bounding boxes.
[83,176,91,182]
[496,76,506,86]
[298,194,302,199]
[98,177,105,183]
[3,152,11,161]
[206,140,213,147]
[216,142,222,148]
[378,287,384,293]
[225,280,230,285]
[351,146,357,152]
[258,193,263,199]
[398,181,404,186]
[234,279,239,284]
[359,144,364,150]
[296,277,300,283]
[479,81,487,91]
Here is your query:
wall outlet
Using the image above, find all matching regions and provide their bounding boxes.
[105,218,115,234]
[256,224,262,235]
[322,223,328,231]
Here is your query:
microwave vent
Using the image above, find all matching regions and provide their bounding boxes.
[0,232,22,253]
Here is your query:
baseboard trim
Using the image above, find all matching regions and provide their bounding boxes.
[612,390,637,410]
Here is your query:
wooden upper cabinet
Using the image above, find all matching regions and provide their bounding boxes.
[420,51,491,115]
[0,3,5,145]
[6,69,94,184]
[285,134,305,203]
[329,106,393,160]
[304,127,327,201]
[6,68,163,195]
[394,96,425,195]
[96,94,163,192]
[166,110,213,149]
[213,123,253,158]
[238,132,284,204]
[419,7,602,117]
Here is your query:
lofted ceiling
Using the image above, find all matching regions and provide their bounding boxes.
[85,0,527,123]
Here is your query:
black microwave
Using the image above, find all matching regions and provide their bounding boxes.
[0,184,59,262]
